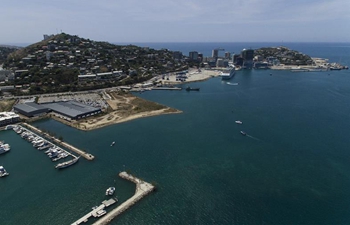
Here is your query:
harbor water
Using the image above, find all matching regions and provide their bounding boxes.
[1,43,350,224]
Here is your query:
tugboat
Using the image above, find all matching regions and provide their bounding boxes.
[240,131,247,136]
[106,187,115,196]
[185,86,200,91]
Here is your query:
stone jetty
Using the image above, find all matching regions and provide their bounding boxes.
[93,172,155,225]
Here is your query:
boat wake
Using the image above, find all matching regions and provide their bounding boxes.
[226,82,238,85]
[246,135,261,141]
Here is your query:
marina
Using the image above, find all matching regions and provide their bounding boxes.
[11,124,80,169]
[21,123,94,160]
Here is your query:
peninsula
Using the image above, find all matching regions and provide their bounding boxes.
[1,34,347,132]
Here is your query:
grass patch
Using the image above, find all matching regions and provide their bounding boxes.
[131,97,166,113]
[0,99,16,111]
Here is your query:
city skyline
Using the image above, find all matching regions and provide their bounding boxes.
[1,0,350,45]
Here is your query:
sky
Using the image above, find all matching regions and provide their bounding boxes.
[1,0,350,44]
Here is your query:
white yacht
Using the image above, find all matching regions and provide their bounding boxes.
[235,121,243,124]
[0,143,11,155]
[0,166,9,177]
[105,187,115,196]
[55,157,80,169]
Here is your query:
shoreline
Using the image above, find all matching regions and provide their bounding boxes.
[49,107,182,131]
[76,107,182,131]
[158,68,222,85]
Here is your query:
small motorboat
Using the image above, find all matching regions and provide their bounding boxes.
[0,166,9,177]
[240,131,247,136]
[235,121,243,124]
[110,141,115,147]
[185,86,200,91]
[106,187,115,196]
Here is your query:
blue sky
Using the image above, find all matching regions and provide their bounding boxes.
[1,0,350,44]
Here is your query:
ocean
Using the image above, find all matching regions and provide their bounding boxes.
[1,42,350,225]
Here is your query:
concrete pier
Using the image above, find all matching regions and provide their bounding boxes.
[152,87,182,90]
[71,198,117,225]
[92,172,155,225]
[22,123,95,160]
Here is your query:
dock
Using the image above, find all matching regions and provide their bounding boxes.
[71,198,117,225]
[151,87,182,91]
[92,172,155,225]
[22,123,94,160]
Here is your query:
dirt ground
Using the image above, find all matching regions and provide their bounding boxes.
[0,99,16,112]
[66,91,182,131]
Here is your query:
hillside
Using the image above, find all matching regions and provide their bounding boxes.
[2,33,188,95]
[0,46,21,64]
[254,46,313,65]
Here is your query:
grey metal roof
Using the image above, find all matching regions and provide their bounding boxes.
[14,102,48,113]
[44,101,100,118]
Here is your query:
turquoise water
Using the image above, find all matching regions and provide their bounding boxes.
[1,43,350,224]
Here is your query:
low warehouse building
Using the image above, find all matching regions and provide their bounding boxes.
[13,101,101,120]
[13,102,50,117]
[43,101,101,120]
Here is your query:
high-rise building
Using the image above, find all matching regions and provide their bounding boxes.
[173,51,183,60]
[198,53,203,62]
[212,49,219,58]
[189,51,199,61]
[241,49,254,61]
[241,49,254,69]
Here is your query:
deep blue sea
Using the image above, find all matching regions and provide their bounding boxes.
[1,42,350,225]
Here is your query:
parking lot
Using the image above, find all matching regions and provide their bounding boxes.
[37,93,108,109]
